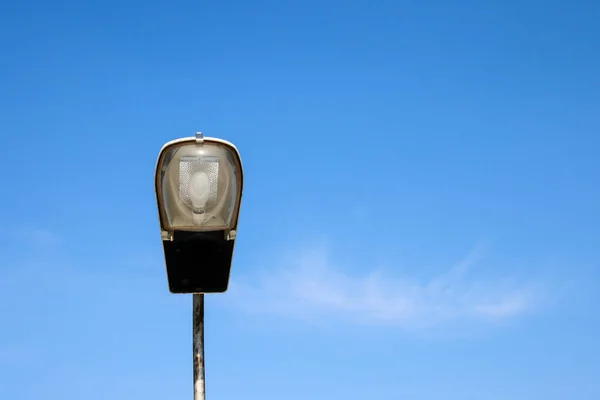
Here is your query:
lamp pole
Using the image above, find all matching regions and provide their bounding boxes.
[193,294,206,400]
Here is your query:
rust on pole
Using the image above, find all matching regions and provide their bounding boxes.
[193,294,205,400]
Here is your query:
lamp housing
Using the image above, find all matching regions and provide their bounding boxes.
[155,134,243,293]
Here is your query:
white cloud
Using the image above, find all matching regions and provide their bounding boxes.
[224,244,548,329]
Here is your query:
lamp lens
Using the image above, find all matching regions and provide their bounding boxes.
[157,141,241,232]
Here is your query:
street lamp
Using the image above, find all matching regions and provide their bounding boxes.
[154,132,244,400]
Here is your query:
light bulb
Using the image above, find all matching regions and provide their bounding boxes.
[188,171,211,213]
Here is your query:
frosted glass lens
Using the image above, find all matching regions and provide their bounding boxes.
[158,142,241,232]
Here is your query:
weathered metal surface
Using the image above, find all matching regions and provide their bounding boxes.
[193,294,205,400]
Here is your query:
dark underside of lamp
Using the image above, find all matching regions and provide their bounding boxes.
[162,230,235,293]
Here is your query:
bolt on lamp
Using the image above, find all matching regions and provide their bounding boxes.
[154,132,244,399]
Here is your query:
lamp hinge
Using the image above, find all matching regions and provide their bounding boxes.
[226,230,237,241]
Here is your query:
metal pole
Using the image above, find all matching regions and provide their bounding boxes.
[193,293,205,400]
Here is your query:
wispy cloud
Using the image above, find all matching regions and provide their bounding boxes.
[24,228,60,247]
[1,227,60,249]
[225,244,549,329]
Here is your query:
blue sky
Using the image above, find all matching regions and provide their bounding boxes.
[1,0,599,398]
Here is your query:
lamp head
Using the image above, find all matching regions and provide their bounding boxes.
[155,133,243,293]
